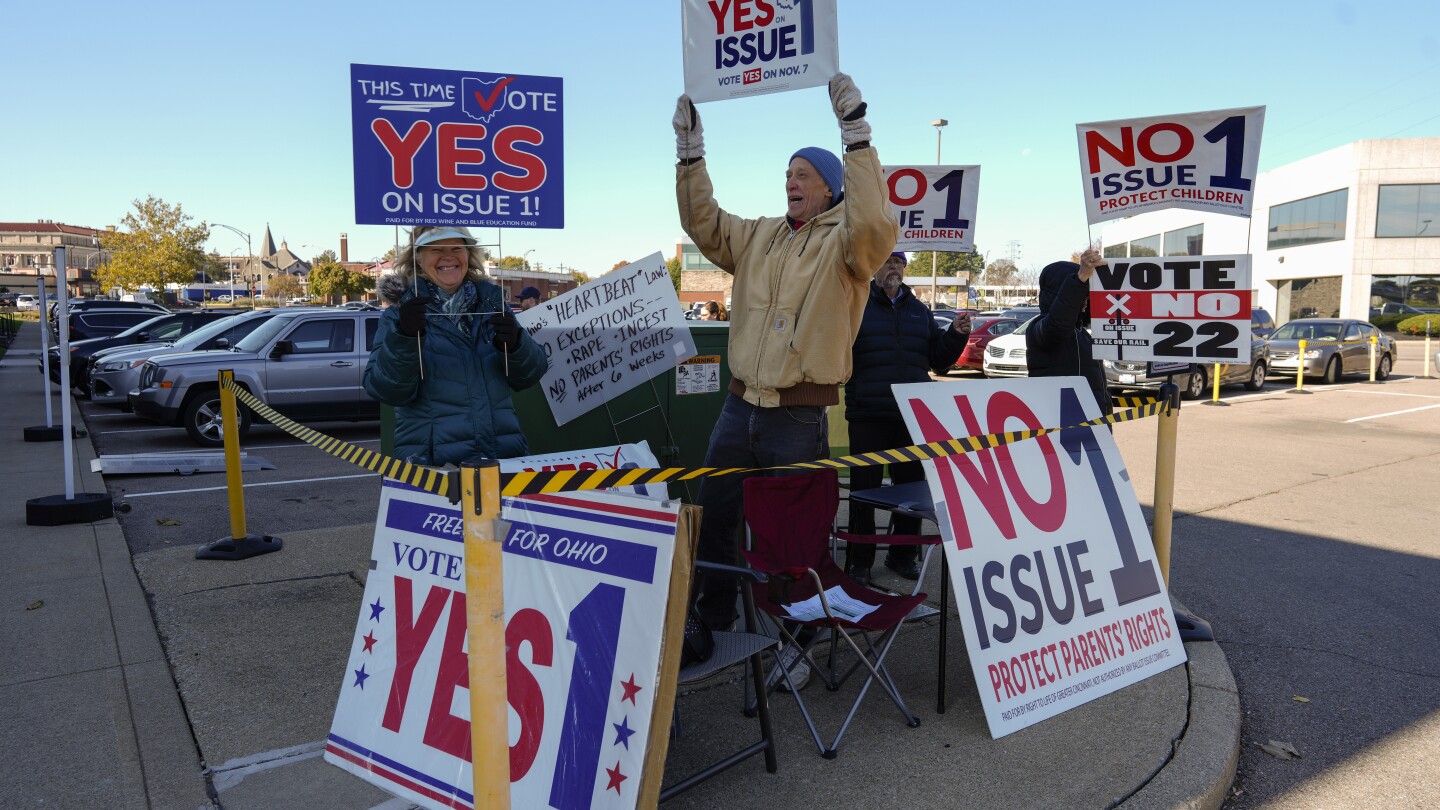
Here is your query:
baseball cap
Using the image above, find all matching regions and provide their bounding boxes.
[517,286,541,300]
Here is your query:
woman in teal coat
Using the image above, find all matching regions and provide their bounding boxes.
[365,226,548,466]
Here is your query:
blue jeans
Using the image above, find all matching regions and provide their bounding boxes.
[693,394,829,629]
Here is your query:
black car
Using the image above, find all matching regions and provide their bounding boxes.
[47,310,241,392]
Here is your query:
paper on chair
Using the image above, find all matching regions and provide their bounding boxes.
[783,586,879,623]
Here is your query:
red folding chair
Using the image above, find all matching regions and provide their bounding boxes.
[741,468,927,758]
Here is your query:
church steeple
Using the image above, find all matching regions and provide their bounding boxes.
[261,224,277,259]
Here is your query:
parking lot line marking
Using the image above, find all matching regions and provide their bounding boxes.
[100,427,181,434]
[1344,403,1440,423]
[1337,390,1440,399]
[120,472,379,499]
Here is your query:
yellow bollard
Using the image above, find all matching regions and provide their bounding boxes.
[1152,387,1179,584]
[462,461,510,809]
[1426,333,1432,379]
[1201,361,1228,406]
[1287,338,1312,395]
[1365,334,1380,384]
[195,370,283,560]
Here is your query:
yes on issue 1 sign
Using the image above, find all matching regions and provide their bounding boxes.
[1089,255,1252,363]
[1077,105,1264,225]
[682,0,838,103]
[350,63,564,229]
[325,477,683,809]
[883,165,981,253]
[895,378,1186,738]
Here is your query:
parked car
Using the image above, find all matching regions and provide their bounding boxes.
[982,316,1037,378]
[1249,306,1276,339]
[54,298,169,327]
[1103,337,1271,399]
[286,296,310,306]
[45,310,241,393]
[1267,318,1397,383]
[952,316,1021,371]
[61,308,171,342]
[1001,306,1041,321]
[0,292,19,307]
[88,309,280,408]
[339,300,380,310]
[16,294,39,310]
[130,308,383,445]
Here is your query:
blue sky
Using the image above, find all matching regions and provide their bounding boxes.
[4,1,1437,276]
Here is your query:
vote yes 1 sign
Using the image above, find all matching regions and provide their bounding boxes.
[350,63,564,229]
[681,0,839,103]
[1089,255,1252,363]
[1077,106,1265,225]
[325,478,681,809]
[896,378,1186,738]
[883,165,981,253]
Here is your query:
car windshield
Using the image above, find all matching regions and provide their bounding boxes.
[112,314,173,339]
[233,314,296,352]
[1272,322,1343,342]
[170,314,254,350]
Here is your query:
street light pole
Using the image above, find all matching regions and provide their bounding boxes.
[523,249,535,271]
[931,119,948,309]
[212,223,252,307]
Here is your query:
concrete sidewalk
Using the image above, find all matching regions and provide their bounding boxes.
[1,317,1241,809]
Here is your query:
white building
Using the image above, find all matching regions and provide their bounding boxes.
[1099,138,1440,324]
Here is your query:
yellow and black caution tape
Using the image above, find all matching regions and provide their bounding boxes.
[220,377,1163,501]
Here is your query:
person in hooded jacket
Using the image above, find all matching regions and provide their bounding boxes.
[672,72,899,635]
[365,226,547,466]
[1025,247,1112,419]
[844,251,970,583]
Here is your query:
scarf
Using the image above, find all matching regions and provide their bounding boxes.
[420,277,478,335]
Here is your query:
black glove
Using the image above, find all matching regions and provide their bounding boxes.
[490,309,521,353]
[396,296,434,337]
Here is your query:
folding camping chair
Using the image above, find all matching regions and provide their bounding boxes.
[741,468,928,758]
[661,561,780,801]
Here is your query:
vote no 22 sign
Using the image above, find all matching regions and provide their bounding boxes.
[1088,255,1253,364]
[883,165,981,253]
[325,479,680,809]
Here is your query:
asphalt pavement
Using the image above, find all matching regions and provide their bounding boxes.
[8,315,1437,808]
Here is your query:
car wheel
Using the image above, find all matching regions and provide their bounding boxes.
[1376,353,1392,381]
[1244,361,1267,391]
[1321,356,1341,385]
[182,391,250,447]
[1182,367,1207,400]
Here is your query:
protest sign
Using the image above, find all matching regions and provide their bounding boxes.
[350,63,563,229]
[681,0,838,103]
[1077,106,1265,225]
[895,378,1186,738]
[325,478,688,809]
[1089,255,1252,363]
[883,165,981,253]
[517,253,698,427]
[507,441,668,501]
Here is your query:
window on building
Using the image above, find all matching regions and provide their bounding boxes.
[1276,276,1342,321]
[1375,184,1440,238]
[1369,274,1440,314]
[1102,243,1128,259]
[1128,234,1161,257]
[1162,225,1204,256]
[680,243,718,271]
[1267,188,1348,249]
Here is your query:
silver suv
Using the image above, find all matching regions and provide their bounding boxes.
[130,308,383,446]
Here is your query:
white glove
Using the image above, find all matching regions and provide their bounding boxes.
[672,95,705,161]
[829,73,871,147]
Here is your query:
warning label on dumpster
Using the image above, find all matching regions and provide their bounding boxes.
[675,355,720,396]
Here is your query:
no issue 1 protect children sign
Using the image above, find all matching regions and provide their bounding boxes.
[350,63,564,229]
[1077,105,1265,225]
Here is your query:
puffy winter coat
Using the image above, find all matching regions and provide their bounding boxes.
[845,282,966,422]
[1025,262,1112,417]
[365,275,548,466]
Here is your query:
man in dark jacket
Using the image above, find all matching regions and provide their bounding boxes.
[845,251,970,583]
[1025,247,1111,419]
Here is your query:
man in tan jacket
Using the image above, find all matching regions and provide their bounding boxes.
[673,73,899,653]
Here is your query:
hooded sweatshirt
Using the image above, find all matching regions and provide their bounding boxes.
[1025,261,1112,417]
[676,146,899,407]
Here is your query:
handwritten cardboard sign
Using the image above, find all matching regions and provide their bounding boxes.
[516,252,697,426]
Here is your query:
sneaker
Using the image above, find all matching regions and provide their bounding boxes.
[769,646,812,692]
[884,555,922,581]
[845,564,873,586]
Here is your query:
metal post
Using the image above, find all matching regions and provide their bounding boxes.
[1287,338,1312,395]
[1425,322,1432,379]
[1150,381,1214,640]
[195,370,282,560]
[1364,334,1380,384]
[931,119,947,308]
[462,461,510,808]
[55,249,75,500]
[37,274,53,427]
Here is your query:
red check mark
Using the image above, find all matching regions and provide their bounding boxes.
[472,77,514,112]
